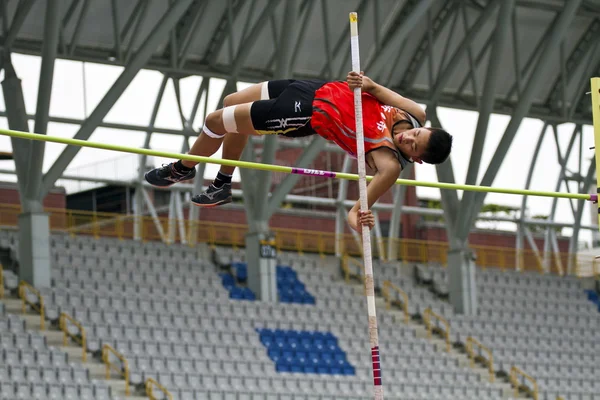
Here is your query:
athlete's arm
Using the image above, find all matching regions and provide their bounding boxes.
[348,150,401,232]
[347,71,426,126]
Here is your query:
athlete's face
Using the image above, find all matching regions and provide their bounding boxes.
[393,127,431,163]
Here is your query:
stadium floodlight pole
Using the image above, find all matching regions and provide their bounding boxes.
[349,12,383,400]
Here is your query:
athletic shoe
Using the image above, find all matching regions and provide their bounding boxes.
[191,183,232,207]
[144,163,196,187]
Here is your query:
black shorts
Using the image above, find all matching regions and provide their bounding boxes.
[250,79,327,138]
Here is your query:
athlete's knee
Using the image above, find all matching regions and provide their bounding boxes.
[203,110,226,139]
[223,93,236,107]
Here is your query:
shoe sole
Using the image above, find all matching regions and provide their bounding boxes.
[191,197,233,208]
[144,171,195,188]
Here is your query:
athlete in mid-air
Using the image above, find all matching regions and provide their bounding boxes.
[145,71,453,233]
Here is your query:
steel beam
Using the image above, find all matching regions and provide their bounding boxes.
[41,0,194,197]
[317,0,369,78]
[366,0,436,81]
[253,136,278,225]
[401,1,456,88]
[386,166,413,261]
[204,0,243,68]
[518,122,549,264]
[569,41,600,119]
[503,12,559,103]
[549,20,600,110]
[460,1,480,108]
[456,27,495,97]
[252,0,297,228]
[124,0,150,64]
[3,0,35,50]
[176,1,207,68]
[110,0,123,61]
[239,140,257,224]
[428,0,499,106]
[167,191,177,243]
[141,187,166,242]
[187,162,205,245]
[428,110,460,247]
[26,0,61,201]
[543,125,580,270]
[455,0,582,240]
[335,155,353,257]
[373,210,385,261]
[265,137,326,220]
[227,0,280,79]
[175,191,186,244]
[287,0,314,76]
[1,59,31,196]
[569,157,596,272]
[454,0,514,240]
[68,0,91,56]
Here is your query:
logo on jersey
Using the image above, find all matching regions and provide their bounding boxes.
[295,101,302,112]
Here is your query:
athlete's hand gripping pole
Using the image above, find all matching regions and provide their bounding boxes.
[349,12,384,400]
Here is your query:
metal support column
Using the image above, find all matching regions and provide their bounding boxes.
[456,0,582,241]
[265,137,326,220]
[386,166,413,261]
[41,0,194,195]
[335,155,353,257]
[517,123,549,270]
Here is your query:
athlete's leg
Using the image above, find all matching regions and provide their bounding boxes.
[190,102,263,207]
[145,83,268,188]
[181,82,267,169]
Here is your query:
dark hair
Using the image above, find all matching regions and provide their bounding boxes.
[421,127,452,164]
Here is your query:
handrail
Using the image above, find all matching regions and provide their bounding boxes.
[423,307,450,352]
[343,254,364,283]
[59,313,87,362]
[382,280,409,323]
[0,267,4,299]
[18,281,45,330]
[465,336,494,382]
[0,204,587,275]
[102,344,130,395]
[146,378,174,400]
[510,366,538,400]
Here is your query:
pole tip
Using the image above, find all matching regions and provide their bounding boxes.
[349,12,358,23]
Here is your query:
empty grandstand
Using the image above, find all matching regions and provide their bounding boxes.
[2,1,600,400]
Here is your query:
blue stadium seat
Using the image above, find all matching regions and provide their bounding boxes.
[232,262,247,281]
[258,328,354,376]
[276,266,315,305]
[219,272,256,301]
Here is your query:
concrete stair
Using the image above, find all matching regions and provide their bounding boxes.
[1,296,149,400]
[344,277,520,400]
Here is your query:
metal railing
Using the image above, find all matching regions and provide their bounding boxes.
[102,344,130,396]
[423,307,450,352]
[382,280,409,323]
[0,204,587,274]
[59,313,87,362]
[465,336,494,382]
[18,281,45,330]
[510,366,538,400]
[341,254,364,283]
[146,378,174,400]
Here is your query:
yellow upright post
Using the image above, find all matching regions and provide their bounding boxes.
[592,78,600,229]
